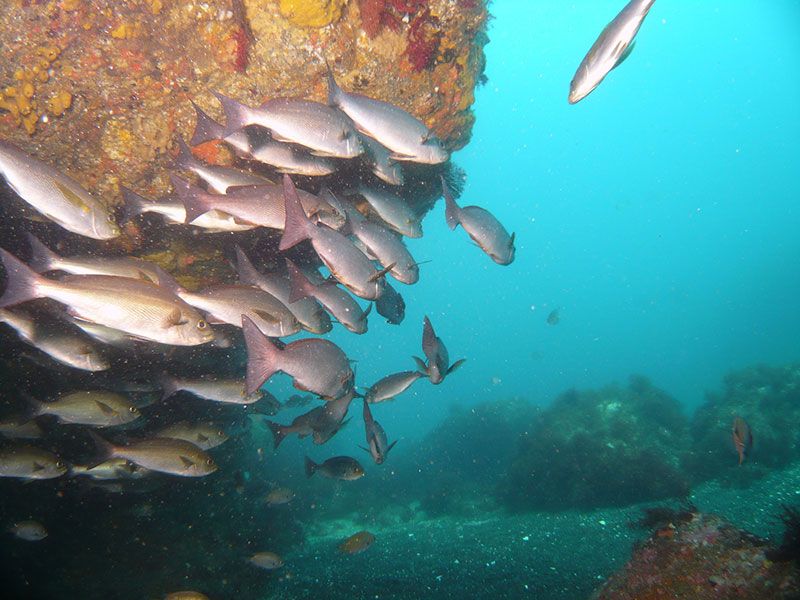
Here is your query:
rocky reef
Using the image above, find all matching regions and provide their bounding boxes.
[502,376,691,511]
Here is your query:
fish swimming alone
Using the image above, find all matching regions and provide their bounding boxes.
[8,520,48,541]
[361,400,397,465]
[248,551,284,570]
[265,487,295,506]
[732,416,753,465]
[414,316,465,385]
[304,455,364,481]
[375,281,406,325]
[568,0,658,104]
[364,370,425,404]
[338,530,375,555]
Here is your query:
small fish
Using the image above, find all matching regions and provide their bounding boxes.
[0,249,214,346]
[165,592,210,600]
[304,455,364,481]
[361,400,397,465]
[265,393,352,448]
[8,520,47,541]
[248,551,285,570]
[155,422,229,450]
[364,370,425,404]
[375,281,405,325]
[327,68,448,164]
[0,416,43,440]
[265,487,295,506]
[0,140,120,239]
[69,458,142,480]
[175,136,273,193]
[732,417,753,466]
[547,308,560,326]
[284,394,314,409]
[214,93,363,159]
[568,0,657,104]
[355,184,422,238]
[442,178,515,265]
[27,391,140,427]
[243,315,354,398]
[338,530,375,555]
[160,375,263,405]
[89,432,218,477]
[413,316,465,385]
[360,135,404,186]
[0,444,67,479]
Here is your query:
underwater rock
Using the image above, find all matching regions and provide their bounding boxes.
[502,375,691,511]
[593,512,800,599]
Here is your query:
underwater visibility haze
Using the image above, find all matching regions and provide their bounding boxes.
[0,1,799,599]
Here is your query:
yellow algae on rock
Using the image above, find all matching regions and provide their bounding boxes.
[278,0,346,28]
[47,90,72,117]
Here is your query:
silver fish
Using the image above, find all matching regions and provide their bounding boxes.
[0,249,214,346]
[0,308,109,371]
[280,175,389,300]
[175,136,272,193]
[414,316,465,385]
[177,284,300,338]
[327,68,449,164]
[69,458,141,480]
[364,370,425,404]
[250,140,337,177]
[160,375,263,405]
[375,281,405,325]
[8,520,47,541]
[214,93,363,159]
[248,551,284,570]
[355,184,422,238]
[235,247,331,335]
[155,422,229,450]
[0,444,67,479]
[361,135,404,186]
[442,178,515,265]
[361,399,397,464]
[243,315,354,398]
[568,0,657,104]
[0,416,43,440]
[28,391,140,427]
[89,432,217,477]
[0,140,120,239]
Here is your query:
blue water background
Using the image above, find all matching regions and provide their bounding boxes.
[274,0,800,454]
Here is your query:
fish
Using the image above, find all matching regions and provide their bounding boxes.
[284,394,314,408]
[243,315,354,399]
[375,281,405,325]
[0,249,215,346]
[66,317,137,349]
[413,316,465,385]
[361,400,397,465]
[27,391,141,427]
[160,375,263,405]
[568,0,657,104]
[442,178,515,265]
[354,184,422,238]
[235,247,332,335]
[155,422,229,450]
[327,68,449,164]
[0,308,109,371]
[26,232,172,285]
[69,458,142,480]
[304,455,364,480]
[732,417,753,466]
[0,444,67,479]
[177,284,300,338]
[248,551,284,570]
[0,416,43,439]
[121,186,257,233]
[338,530,375,555]
[175,136,273,193]
[265,487,295,506]
[89,432,218,477]
[0,139,120,239]
[364,370,425,404]
[8,520,47,541]
[360,135,404,186]
[165,592,210,600]
[547,308,560,325]
[250,139,338,177]
[285,259,370,335]
[264,395,351,449]
[214,93,363,159]
[280,175,389,300]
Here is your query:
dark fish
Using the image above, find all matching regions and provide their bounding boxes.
[280,175,389,300]
[442,178,515,265]
[375,281,405,324]
[568,0,657,104]
[732,417,753,466]
[8,520,47,541]
[413,316,465,385]
[248,551,284,570]
[242,315,354,398]
[338,530,375,555]
[361,400,397,465]
[265,487,295,506]
[0,444,67,479]
[547,308,560,325]
[284,394,314,408]
[89,432,217,477]
[364,370,425,404]
[266,391,353,448]
[304,455,364,480]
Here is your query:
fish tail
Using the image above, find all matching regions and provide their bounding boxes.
[325,62,343,107]
[285,259,312,303]
[0,249,45,308]
[212,91,252,138]
[25,233,60,273]
[159,374,180,401]
[279,175,312,251]
[119,186,154,223]
[174,135,201,173]
[412,355,428,374]
[242,315,281,395]
[234,246,260,287]
[421,316,437,358]
[264,420,288,449]
[304,455,317,478]
[19,390,44,420]
[170,174,215,224]
[190,101,227,146]
[86,430,117,468]
[440,176,461,231]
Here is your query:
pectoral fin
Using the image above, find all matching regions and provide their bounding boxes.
[54,180,91,213]
[252,309,280,324]
[179,455,195,468]
[165,307,188,328]
[613,41,635,70]
[447,358,466,375]
[95,401,117,416]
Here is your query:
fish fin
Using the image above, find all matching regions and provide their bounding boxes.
[119,186,154,223]
[421,316,437,361]
[242,315,280,395]
[285,259,312,303]
[264,420,288,449]
[388,152,415,162]
[164,307,188,328]
[385,440,398,455]
[212,92,252,138]
[95,401,117,416]
[190,101,226,145]
[304,456,317,478]
[252,309,280,324]
[179,455,195,468]
[234,246,260,287]
[326,61,344,107]
[613,40,635,70]
[170,173,215,224]
[447,358,466,375]
[25,232,60,273]
[412,356,427,373]
[0,249,45,308]
[174,135,200,173]
[197,433,209,443]
[359,303,372,322]
[440,176,461,231]
[86,430,116,468]
[279,175,312,251]
[205,315,225,325]
[357,445,371,455]
[32,461,45,472]
[159,374,179,401]
[20,390,44,420]
[53,180,91,213]
[368,263,395,283]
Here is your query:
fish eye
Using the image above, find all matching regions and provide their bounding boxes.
[55,460,64,469]
[205,458,214,466]
[129,406,139,414]
[217,430,225,437]
[106,214,115,223]
[197,320,208,330]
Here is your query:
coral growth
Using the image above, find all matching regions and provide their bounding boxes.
[278,0,347,28]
